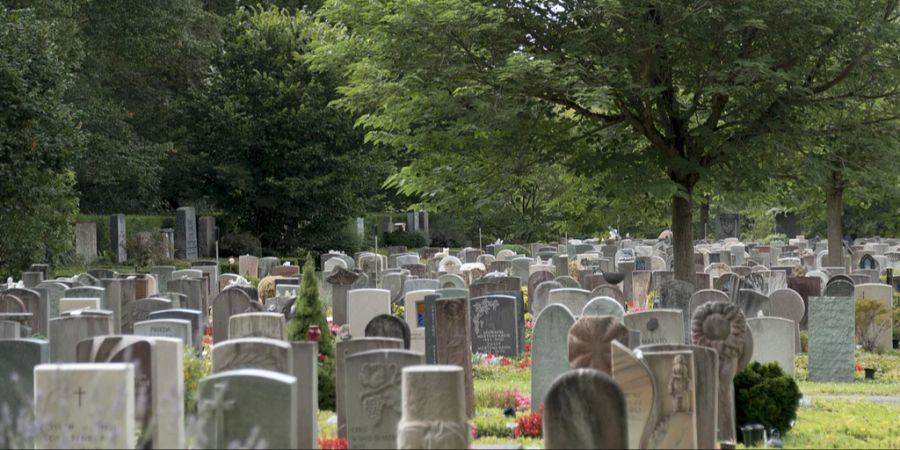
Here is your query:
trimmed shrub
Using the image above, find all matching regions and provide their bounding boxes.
[219,232,261,257]
[855,299,891,352]
[734,362,801,437]
[384,230,428,248]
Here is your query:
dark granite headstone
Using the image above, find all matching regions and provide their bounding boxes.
[469,295,521,356]
[364,314,411,349]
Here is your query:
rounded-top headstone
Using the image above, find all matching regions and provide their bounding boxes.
[581,297,625,320]
[365,314,411,349]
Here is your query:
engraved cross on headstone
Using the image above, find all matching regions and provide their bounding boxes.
[74,387,86,408]
[200,382,235,447]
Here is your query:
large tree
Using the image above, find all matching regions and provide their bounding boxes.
[182,7,387,253]
[0,6,80,276]
[313,0,900,281]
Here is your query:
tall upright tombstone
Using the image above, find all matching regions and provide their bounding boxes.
[365,314,411,349]
[228,312,286,340]
[543,369,628,449]
[35,281,67,321]
[853,283,893,352]
[175,207,198,260]
[691,301,749,444]
[75,222,98,262]
[110,213,127,263]
[397,365,470,449]
[149,309,203,351]
[196,369,297,449]
[435,297,475,418]
[197,216,216,258]
[335,337,404,438]
[168,277,204,323]
[347,289,391,338]
[238,255,259,279]
[344,349,423,449]
[747,317,796,375]
[151,266,176,294]
[638,348,698,449]
[531,304,575,412]
[76,336,185,449]
[327,267,362,326]
[659,279,695,343]
[101,278,135,334]
[34,363,135,449]
[135,318,193,347]
[123,297,172,334]
[21,271,43,289]
[0,339,48,449]
[808,296,855,382]
[4,288,46,337]
[403,289,434,354]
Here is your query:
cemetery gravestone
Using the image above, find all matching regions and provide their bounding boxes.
[34,363,135,449]
[543,369,628,449]
[435,297,475,417]
[853,283,893,352]
[531,303,576,413]
[347,289,391,338]
[581,297,625,320]
[149,309,202,350]
[359,312,409,348]
[75,222,98,262]
[134,319,193,347]
[469,295,521,356]
[624,310,684,345]
[659,280,695,343]
[196,369,297,449]
[808,296,856,382]
[768,288,805,353]
[110,213,127,263]
[344,349,423,449]
[747,317,796,375]
[212,337,293,374]
[530,280,562,316]
[0,339,48,449]
[327,267,362,325]
[228,312,287,340]
[5,288,46,336]
[59,297,100,314]
[568,316,630,374]
[197,216,216,258]
[123,297,172,334]
[175,207,198,260]
[336,338,404,438]
[49,311,113,362]
[212,289,262,344]
[639,349,698,449]
[397,365,470,450]
[549,288,592,317]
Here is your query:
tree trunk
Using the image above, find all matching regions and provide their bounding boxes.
[672,185,695,283]
[826,169,845,267]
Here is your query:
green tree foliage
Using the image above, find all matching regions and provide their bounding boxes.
[288,254,335,409]
[734,362,802,437]
[182,6,387,253]
[313,0,900,280]
[0,7,80,277]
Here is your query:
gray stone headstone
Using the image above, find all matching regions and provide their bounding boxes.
[531,303,575,412]
[123,297,172,334]
[212,337,292,374]
[49,311,114,362]
[747,317,796,376]
[327,267,362,325]
[364,314,411,349]
[543,368,628,449]
[34,362,136,448]
[101,278,135,334]
[581,297,625,320]
[258,257,281,278]
[549,288,591,317]
[737,289,770,318]
[344,349,423,449]
[110,213,127,263]
[168,278,205,327]
[149,308,203,351]
[824,278,855,297]
[659,280,695,343]
[435,297,474,417]
[228,312,286,340]
[75,222,98,263]
[5,288,46,337]
[21,271,43,289]
[151,266,176,295]
[196,369,297,449]
[197,216,216,258]
[212,289,262,344]
[469,295,521,356]
[175,207,198,260]
[808,296,855,382]
[134,318,192,346]
[0,339,48,448]
[335,338,404,438]
[625,309,684,345]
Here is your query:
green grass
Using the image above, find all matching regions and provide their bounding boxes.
[778,399,900,449]
[799,380,900,396]
[53,259,199,277]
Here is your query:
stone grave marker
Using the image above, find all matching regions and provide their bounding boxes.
[196,369,297,449]
[659,280,695,343]
[824,277,855,297]
[4,288,46,336]
[34,363,135,448]
[768,288,805,353]
[175,207,198,260]
[344,349,423,448]
[110,213,127,263]
[568,316,630,374]
[49,311,113,362]
[403,289,434,354]
[123,297,172,334]
[469,295,521,356]
[258,257,281,278]
[36,281,69,321]
[75,222,98,262]
[397,365,469,449]
[638,343,718,450]
[0,339,48,448]
[581,296,625,320]
[21,271,43,289]
[59,297,100,314]
[737,289,770,318]
[747,317,796,375]
[228,312,287,340]
[531,280,562,316]
[639,348,698,449]
[0,320,20,338]
[149,309,202,350]
[543,369,628,449]
[437,273,466,290]
[135,318,192,346]
[212,289,262,344]
[808,296,855,382]
[335,337,404,438]
[632,270,652,308]
[590,285,626,309]
[853,283,893,352]
[611,341,655,449]
[76,336,185,449]
[347,289,391,338]
[531,303,575,412]
[238,256,259,279]
[549,288,592,317]
[527,271,556,311]
[327,267,362,325]
[212,337,292,374]
[624,309,684,345]
[100,278,135,334]
[365,314,411,349]
[150,266,175,294]
[690,301,750,444]
[435,297,475,417]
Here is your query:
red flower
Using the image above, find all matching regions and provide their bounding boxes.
[518,357,531,370]
[855,363,864,373]
[318,437,348,450]
[524,343,532,353]
[205,326,214,336]
[319,353,326,363]
[500,357,511,367]
[485,353,495,361]
[514,405,543,438]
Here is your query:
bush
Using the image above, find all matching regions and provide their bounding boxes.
[183,348,212,414]
[125,232,169,266]
[287,255,336,410]
[499,244,530,256]
[855,299,891,352]
[734,362,801,438]
[472,414,513,438]
[384,230,428,248]
[219,233,261,257]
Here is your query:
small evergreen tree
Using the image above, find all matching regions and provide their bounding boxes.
[288,253,336,410]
